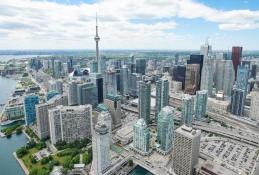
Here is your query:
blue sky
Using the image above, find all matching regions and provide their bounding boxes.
[0,0,259,50]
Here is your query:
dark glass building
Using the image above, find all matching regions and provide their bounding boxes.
[172,65,186,89]
[136,59,146,75]
[231,46,243,80]
[187,54,204,89]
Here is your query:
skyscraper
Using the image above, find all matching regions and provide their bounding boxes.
[138,81,151,124]
[215,60,235,97]
[132,118,151,155]
[185,64,200,95]
[236,65,249,92]
[77,82,98,107]
[187,54,204,89]
[91,121,110,175]
[157,106,174,155]
[231,46,243,80]
[68,81,78,106]
[172,65,186,90]
[129,73,141,97]
[250,85,259,122]
[120,65,129,95]
[172,125,201,175]
[182,94,193,126]
[90,73,104,103]
[105,69,117,96]
[135,59,146,75]
[200,39,212,60]
[98,111,112,143]
[195,90,208,120]
[155,78,169,120]
[48,105,92,144]
[24,94,39,125]
[104,94,122,128]
[231,85,245,116]
[36,94,68,139]
[200,59,213,96]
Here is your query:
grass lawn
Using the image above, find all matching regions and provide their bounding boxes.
[21,148,43,170]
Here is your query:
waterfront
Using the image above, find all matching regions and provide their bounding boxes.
[129,165,153,175]
[0,76,27,175]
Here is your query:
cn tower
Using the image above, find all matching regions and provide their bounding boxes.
[94,13,101,73]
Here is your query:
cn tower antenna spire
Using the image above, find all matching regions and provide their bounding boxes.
[94,12,101,73]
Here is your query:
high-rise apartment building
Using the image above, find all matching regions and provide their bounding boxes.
[138,81,151,124]
[172,125,201,175]
[250,85,259,121]
[182,94,193,126]
[104,94,122,128]
[157,106,174,155]
[68,81,78,106]
[104,69,117,96]
[36,95,68,139]
[129,73,141,97]
[236,65,249,92]
[48,105,92,144]
[231,46,243,80]
[24,94,39,125]
[91,121,110,175]
[195,90,208,120]
[77,82,98,107]
[120,65,129,95]
[185,64,200,95]
[200,59,213,96]
[132,118,150,155]
[155,78,169,120]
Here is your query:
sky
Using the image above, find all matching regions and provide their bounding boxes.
[0,0,259,50]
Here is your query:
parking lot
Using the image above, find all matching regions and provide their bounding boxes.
[200,139,258,175]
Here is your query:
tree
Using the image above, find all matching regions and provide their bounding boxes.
[128,159,133,166]
[16,147,28,158]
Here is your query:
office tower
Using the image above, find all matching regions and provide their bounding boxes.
[185,64,200,95]
[157,106,174,154]
[120,65,129,95]
[30,58,42,71]
[172,125,201,175]
[135,59,146,75]
[215,60,235,97]
[104,94,122,128]
[129,73,141,97]
[91,121,110,175]
[94,14,101,74]
[68,81,78,106]
[133,118,150,155]
[104,69,117,96]
[231,85,245,116]
[200,40,212,60]
[115,69,121,92]
[200,59,213,96]
[91,73,104,103]
[195,90,208,120]
[155,78,169,120]
[175,53,179,65]
[172,65,186,89]
[236,65,249,92]
[53,60,62,79]
[67,57,73,73]
[182,94,193,126]
[36,95,68,139]
[91,61,98,73]
[24,94,39,125]
[251,65,257,79]
[138,81,151,124]
[231,46,243,80]
[49,105,92,144]
[46,91,59,101]
[250,85,259,121]
[187,54,204,89]
[62,62,68,75]
[77,82,98,107]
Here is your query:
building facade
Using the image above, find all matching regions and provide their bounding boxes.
[181,94,193,126]
[195,90,208,120]
[138,81,151,124]
[185,64,200,95]
[24,94,39,125]
[172,125,201,175]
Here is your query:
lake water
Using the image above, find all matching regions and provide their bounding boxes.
[129,165,153,175]
[0,76,27,175]
[0,55,51,62]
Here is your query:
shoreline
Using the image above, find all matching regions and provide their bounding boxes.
[13,152,29,175]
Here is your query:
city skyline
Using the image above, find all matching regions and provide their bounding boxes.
[0,0,259,50]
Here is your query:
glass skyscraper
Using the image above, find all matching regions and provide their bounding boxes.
[133,118,150,155]
[138,81,151,124]
[195,90,208,120]
[155,78,169,121]
[24,94,39,125]
[181,94,193,126]
[157,106,174,154]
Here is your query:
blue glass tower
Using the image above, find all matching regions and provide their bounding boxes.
[24,94,39,125]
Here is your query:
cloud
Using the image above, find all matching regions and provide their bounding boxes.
[0,0,258,49]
